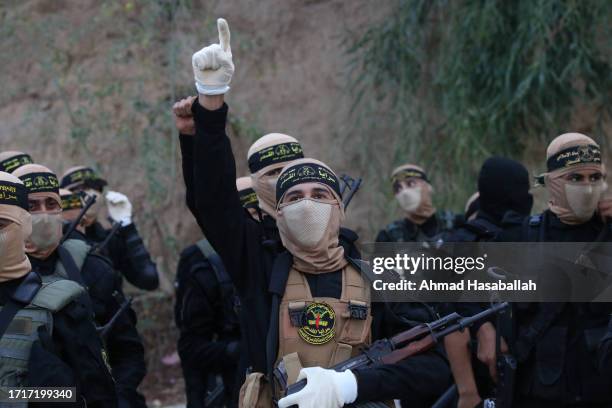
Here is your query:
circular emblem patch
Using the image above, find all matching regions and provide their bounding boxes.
[298,302,336,345]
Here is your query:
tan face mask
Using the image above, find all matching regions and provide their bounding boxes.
[282,198,333,248]
[395,186,422,213]
[0,212,32,283]
[564,182,603,222]
[546,164,605,225]
[251,167,283,218]
[26,212,63,259]
[396,181,435,225]
[277,198,347,274]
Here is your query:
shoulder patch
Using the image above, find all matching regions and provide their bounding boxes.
[528,214,542,226]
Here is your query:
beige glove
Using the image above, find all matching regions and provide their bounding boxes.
[192,18,234,95]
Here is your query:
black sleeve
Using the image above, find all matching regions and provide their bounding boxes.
[375,229,389,243]
[179,134,197,216]
[185,100,253,294]
[177,265,237,373]
[83,255,147,407]
[353,301,451,404]
[600,316,612,376]
[107,223,159,290]
[52,297,118,408]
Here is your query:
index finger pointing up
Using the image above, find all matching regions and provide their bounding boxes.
[217,18,231,53]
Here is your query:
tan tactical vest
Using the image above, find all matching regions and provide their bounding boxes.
[276,263,371,379]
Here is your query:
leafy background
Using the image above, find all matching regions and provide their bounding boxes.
[1,0,610,403]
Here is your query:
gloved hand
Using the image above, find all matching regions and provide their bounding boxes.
[192,18,234,95]
[277,367,357,408]
[105,191,133,226]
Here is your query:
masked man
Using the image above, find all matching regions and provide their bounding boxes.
[495,133,612,407]
[14,164,147,408]
[179,19,451,407]
[0,150,34,173]
[0,171,117,407]
[376,164,452,243]
[436,157,533,408]
[174,102,304,231]
[60,166,159,290]
[174,177,257,408]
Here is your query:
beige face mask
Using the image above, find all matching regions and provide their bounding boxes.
[0,212,32,282]
[251,169,282,218]
[281,198,333,248]
[395,186,422,213]
[26,212,63,259]
[277,197,347,274]
[546,162,605,225]
[564,182,603,222]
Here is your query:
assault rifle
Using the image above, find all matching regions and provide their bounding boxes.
[339,174,362,209]
[97,293,133,340]
[90,221,122,256]
[276,302,510,408]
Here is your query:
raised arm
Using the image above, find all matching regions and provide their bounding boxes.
[175,19,253,292]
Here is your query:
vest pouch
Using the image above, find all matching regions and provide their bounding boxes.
[535,325,567,386]
[330,342,353,366]
[239,372,272,408]
[337,302,372,345]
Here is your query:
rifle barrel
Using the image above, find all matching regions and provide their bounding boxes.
[434,302,509,341]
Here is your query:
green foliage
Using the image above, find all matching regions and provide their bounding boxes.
[346,0,612,214]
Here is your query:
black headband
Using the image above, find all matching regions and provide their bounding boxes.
[391,168,429,184]
[238,187,259,209]
[248,142,304,173]
[0,181,28,210]
[0,153,33,173]
[61,191,84,211]
[276,163,341,203]
[18,172,60,195]
[60,167,106,189]
[547,144,601,172]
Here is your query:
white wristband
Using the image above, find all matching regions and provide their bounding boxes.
[195,81,230,95]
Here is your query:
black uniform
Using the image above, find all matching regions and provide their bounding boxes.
[180,100,452,406]
[0,274,117,408]
[85,221,159,291]
[600,316,612,376]
[29,247,147,408]
[498,210,612,407]
[375,213,449,243]
[175,242,241,408]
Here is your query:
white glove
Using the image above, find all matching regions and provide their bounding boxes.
[277,367,358,408]
[192,18,234,95]
[105,191,133,226]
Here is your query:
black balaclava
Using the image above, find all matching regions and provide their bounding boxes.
[478,157,533,222]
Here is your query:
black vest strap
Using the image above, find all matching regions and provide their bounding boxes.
[266,252,293,377]
[56,245,84,285]
[195,239,240,332]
